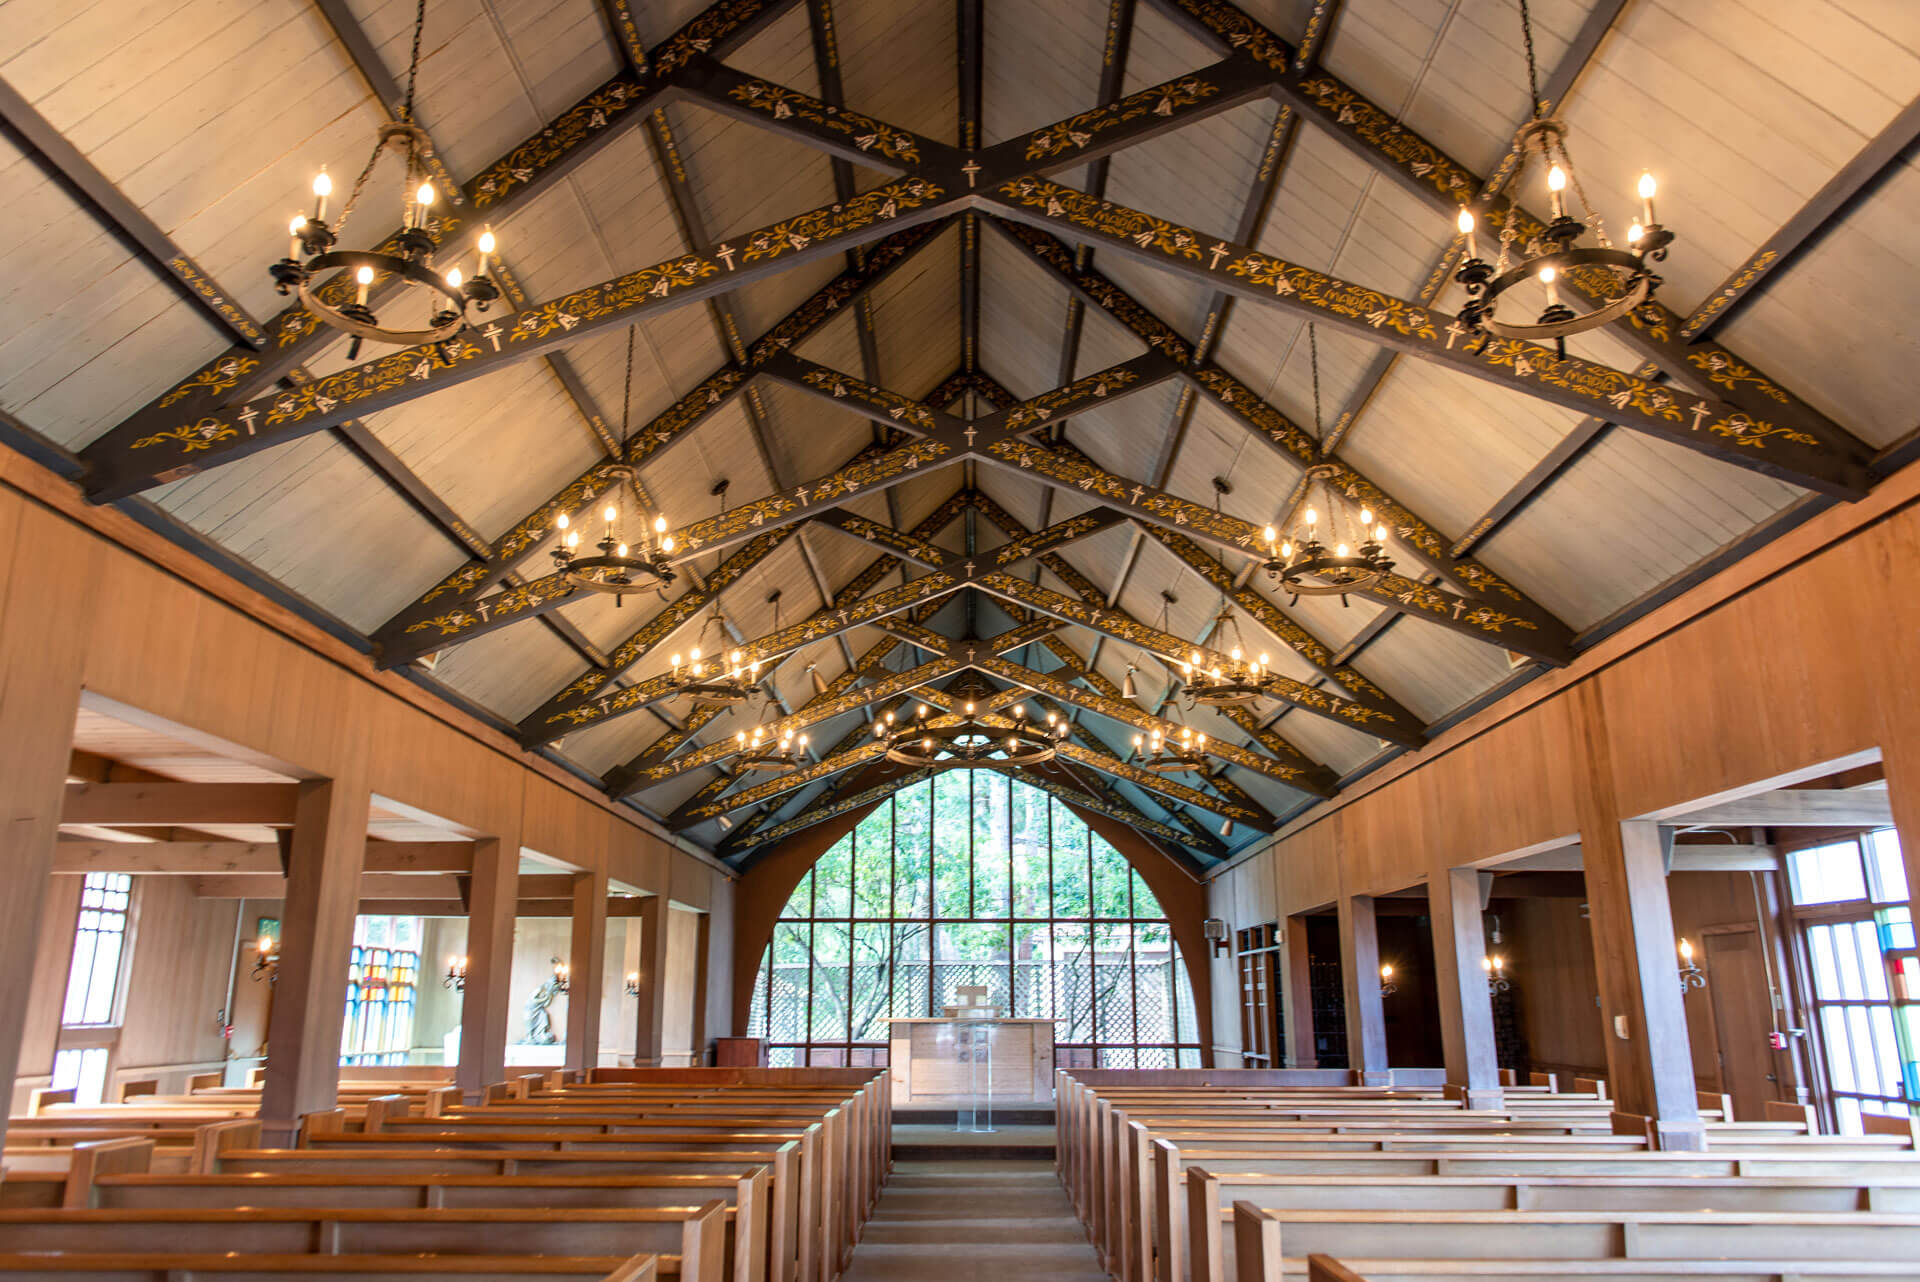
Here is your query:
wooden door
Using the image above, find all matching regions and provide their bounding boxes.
[1704,928,1776,1121]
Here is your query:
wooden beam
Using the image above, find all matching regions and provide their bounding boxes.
[1669,790,1895,828]
[1448,415,1613,558]
[105,0,801,435]
[983,179,1871,498]
[0,77,265,348]
[50,840,476,875]
[80,178,956,501]
[359,897,645,918]
[678,57,960,174]
[190,872,579,900]
[1683,93,1920,340]
[61,783,300,827]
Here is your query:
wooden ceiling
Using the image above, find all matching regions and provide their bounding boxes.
[2,0,1915,871]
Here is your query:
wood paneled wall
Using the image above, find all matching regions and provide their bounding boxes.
[1204,462,1920,1075]
[0,446,734,1112]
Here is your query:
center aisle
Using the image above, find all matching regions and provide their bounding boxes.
[840,1113,1107,1282]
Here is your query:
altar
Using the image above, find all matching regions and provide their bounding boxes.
[886,1017,1055,1105]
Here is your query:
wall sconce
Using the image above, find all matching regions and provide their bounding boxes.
[625,971,640,997]
[552,959,571,994]
[1203,917,1230,957]
[1483,955,1510,994]
[1378,963,1397,997]
[1677,938,1707,993]
[444,955,468,992]
[251,935,279,984]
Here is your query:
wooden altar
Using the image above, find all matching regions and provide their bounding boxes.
[887,1017,1054,1105]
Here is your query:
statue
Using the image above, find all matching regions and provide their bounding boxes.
[525,964,566,1045]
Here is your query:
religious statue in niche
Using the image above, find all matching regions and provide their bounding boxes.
[525,964,567,1045]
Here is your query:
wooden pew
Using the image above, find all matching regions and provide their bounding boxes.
[0,1206,729,1281]
[1300,1251,1920,1281]
[0,1250,660,1282]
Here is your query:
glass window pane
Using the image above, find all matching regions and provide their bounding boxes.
[782,869,814,918]
[1051,818,1089,919]
[1856,922,1891,1001]
[1053,922,1094,1045]
[768,924,811,1043]
[1790,840,1867,905]
[810,923,852,1041]
[932,772,972,918]
[1094,921,1136,1044]
[814,837,853,919]
[1809,925,1842,1000]
[1836,1095,1863,1135]
[1012,923,1051,1018]
[1011,781,1050,918]
[850,923,893,1040]
[893,789,931,918]
[935,922,1009,1013]
[889,922,931,1017]
[1868,1005,1904,1099]
[973,771,1010,919]
[1834,923,1869,1000]
[853,802,893,918]
[1868,829,1910,904]
[1092,839,1131,918]
[1848,1005,1884,1097]
[1821,1006,1858,1092]
[1134,922,1175,1042]
[1131,867,1163,918]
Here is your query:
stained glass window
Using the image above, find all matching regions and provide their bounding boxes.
[340,915,422,1066]
[746,776,1201,1067]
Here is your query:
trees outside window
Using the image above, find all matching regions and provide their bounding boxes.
[746,774,1201,1067]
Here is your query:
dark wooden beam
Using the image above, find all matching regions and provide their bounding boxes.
[1682,93,1920,341]
[0,77,265,348]
[1448,415,1613,558]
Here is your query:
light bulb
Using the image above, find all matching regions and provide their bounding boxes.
[1482,956,1493,972]
[1280,541,1293,558]
[478,230,496,254]
[917,704,928,718]
[923,737,933,751]
[1190,651,1202,665]
[661,535,674,552]
[1457,207,1475,235]
[354,264,373,305]
[1305,507,1318,526]
[654,515,667,533]
[1230,647,1243,661]
[884,711,894,724]
[556,512,570,529]
[416,181,435,208]
[1547,165,1567,192]
[1375,524,1388,542]
[1336,543,1349,557]
[798,734,808,747]
[1540,265,1560,306]
[1258,652,1269,667]
[1380,964,1393,979]
[1012,704,1025,719]
[288,215,306,259]
[1196,734,1205,747]
[1263,525,1277,544]
[1360,506,1373,525]
[965,701,975,714]
[1134,734,1144,747]
[312,171,333,198]
[1678,937,1694,962]
[736,731,747,745]
[731,650,743,664]
[1627,221,1643,244]
[670,653,682,667]
[1638,171,1658,225]
[616,542,628,557]
[566,531,580,549]
[604,504,618,523]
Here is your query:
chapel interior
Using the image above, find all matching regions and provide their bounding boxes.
[2,2,1920,1280]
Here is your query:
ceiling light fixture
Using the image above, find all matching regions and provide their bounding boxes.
[735,724,809,773]
[1261,325,1392,605]
[1451,0,1672,356]
[873,688,1065,768]
[551,329,675,602]
[1131,717,1208,774]
[668,607,763,705]
[1180,607,1275,707]
[270,0,500,358]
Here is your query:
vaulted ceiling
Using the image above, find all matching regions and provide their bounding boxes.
[3,0,1915,872]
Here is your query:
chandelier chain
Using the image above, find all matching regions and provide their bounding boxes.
[402,0,428,125]
[621,326,637,456]
[336,0,430,238]
[1518,0,1543,120]
[1307,323,1324,453]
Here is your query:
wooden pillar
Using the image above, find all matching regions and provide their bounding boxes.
[0,503,94,1150]
[1879,740,1920,930]
[1582,817,1706,1148]
[1281,913,1316,1068]
[632,895,672,1067]
[457,835,519,1099]
[1338,895,1390,1083]
[564,869,608,1075]
[689,911,713,1066]
[1431,867,1502,1108]
[259,773,370,1141]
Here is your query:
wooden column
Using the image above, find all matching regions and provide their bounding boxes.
[1431,867,1502,1108]
[631,894,672,1067]
[1879,740,1920,930]
[456,835,519,1099]
[259,773,370,1141]
[564,869,608,1075]
[1338,895,1390,1083]
[1583,818,1705,1147]
[0,502,95,1151]
[1281,913,1316,1068]
[689,911,713,1065]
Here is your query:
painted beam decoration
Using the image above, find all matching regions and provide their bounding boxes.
[973,571,1413,746]
[972,652,1334,793]
[681,57,958,174]
[812,509,951,568]
[973,353,1181,441]
[761,353,969,441]
[616,654,967,792]
[82,176,954,501]
[986,508,1130,571]
[540,571,962,745]
[983,178,1869,498]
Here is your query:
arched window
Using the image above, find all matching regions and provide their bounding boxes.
[746,773,1201,1068]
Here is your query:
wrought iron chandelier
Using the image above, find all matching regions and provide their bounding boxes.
[872,693,1066,768]
[1178,607,1276,708]
[551,330,676,603]
[667,609,764,705]
[1451,0,1672,354]
[271,0,501,357]
[1132,721,1208,773]
[1261,326,1393,605]
[735,724,809,773]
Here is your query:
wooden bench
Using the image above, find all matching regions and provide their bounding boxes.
[1300,1251,1920,1281]
[0,1206,730,1281]
[0,1250,658,1281]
